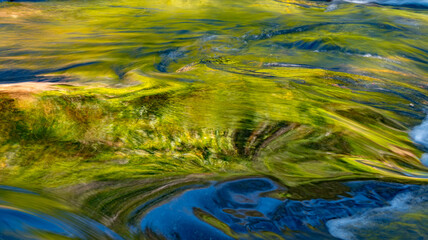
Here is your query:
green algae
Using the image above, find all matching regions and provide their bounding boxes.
[0,0,426,202]
[0,63,426,189]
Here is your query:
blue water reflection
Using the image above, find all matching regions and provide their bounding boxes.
[138,178,428,240]
[0,186,123,240]
[1,179,427,239]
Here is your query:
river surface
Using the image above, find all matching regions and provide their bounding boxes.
[0,0,427,239]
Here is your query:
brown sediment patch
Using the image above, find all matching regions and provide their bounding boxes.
[176,63,197,73]
[0,82,57,100]
[0,3,43,21]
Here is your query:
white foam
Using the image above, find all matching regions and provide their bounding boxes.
[343,0,428,7]
[410,116,428,148]
[410,116,428,167]
[326,190,426,240]
[421,153,428,167]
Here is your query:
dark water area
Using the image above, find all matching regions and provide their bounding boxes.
[0,0,427,239]
[137,178,428,240]
[0,62,99,83]
[1,178,427,239]
[0,185,124,240]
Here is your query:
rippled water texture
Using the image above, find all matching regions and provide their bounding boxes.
[0,185,124,240]
[1,178,427,239]
[0,0,427,239]
[137,178,428,240]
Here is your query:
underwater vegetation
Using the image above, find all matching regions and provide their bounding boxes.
[0,0,427,239]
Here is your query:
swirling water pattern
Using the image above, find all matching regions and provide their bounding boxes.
[1,178,427,239]
[0,0,427,239]
[0,186,123,240]
[134,178,428,239]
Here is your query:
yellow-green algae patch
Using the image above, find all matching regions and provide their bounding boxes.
[0,63,426,189]
[0,0,427,190]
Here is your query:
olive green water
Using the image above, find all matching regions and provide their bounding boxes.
[0,0,427,239]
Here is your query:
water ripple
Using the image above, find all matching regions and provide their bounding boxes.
[134,177,428,239]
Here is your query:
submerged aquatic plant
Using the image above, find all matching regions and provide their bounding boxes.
[0,0,427,239]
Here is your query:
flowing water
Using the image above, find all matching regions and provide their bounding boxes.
[0,0,427,239]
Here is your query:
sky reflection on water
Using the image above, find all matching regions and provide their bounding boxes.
[1,178,427,240]
[137,178,428,240]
